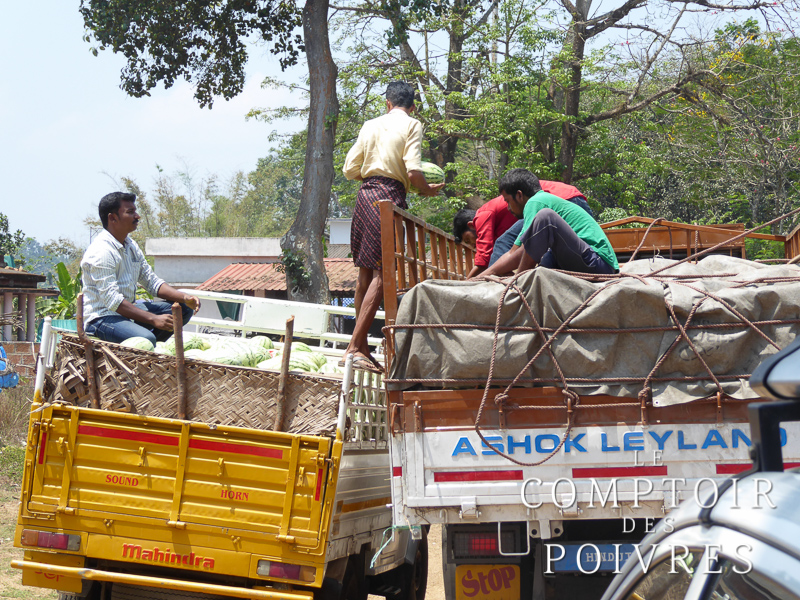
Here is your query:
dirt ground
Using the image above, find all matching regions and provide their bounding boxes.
[0,475,57,600]
[424,525,446,600]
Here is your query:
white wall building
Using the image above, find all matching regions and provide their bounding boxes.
[146,238,282,288]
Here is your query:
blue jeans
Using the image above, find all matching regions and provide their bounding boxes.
[490,221,524,267]
[488,196,595,267]
[85,301,193,345]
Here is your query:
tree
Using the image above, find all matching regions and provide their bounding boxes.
[576,21,800,237]
[332,0,800,189]
[0,214,25,264]
[80,0,335,303]
[20,237,84,283]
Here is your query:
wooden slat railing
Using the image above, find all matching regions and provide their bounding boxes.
[786,222,800,261]
[380,201,475,325]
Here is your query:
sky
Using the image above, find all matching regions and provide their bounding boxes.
[0,2,306,248]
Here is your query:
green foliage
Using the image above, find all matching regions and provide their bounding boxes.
[19,237,83,284]
[274,249,311,291]
[38,263,82,320]
[79,0,304,107]
[595,24,800,231]
[0,214,25,262]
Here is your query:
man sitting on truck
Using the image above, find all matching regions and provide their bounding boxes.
[453,181,594,278]
[481,169,618,276]
[80,192,200,345]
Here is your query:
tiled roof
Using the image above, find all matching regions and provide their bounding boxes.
[326,244,352,259]
[197,259,358,293]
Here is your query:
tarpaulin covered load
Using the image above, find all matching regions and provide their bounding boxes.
[387,256,800,406]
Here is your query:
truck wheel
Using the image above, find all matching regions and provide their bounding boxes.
[58,584,100,600]
[390,529,428,600]
[340,557,368,600]
[110,583,230,600]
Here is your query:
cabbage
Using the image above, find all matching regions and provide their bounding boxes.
[120,336,155,352]
[249,335,274,350]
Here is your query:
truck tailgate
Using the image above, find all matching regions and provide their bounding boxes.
[390,388,800,527]
[21,403,338,584]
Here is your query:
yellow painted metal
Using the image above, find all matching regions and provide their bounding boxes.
[168,422,190,527]
[12,560,314,600]
[20,551,85,593]
[455,564,521,600]
[279,436,301,540]
[14,404,345,594]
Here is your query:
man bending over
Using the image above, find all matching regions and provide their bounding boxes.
[482,169,618,277]
[453,180,593,278]
[81,192,200,345]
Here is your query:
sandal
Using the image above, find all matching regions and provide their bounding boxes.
[352,356,382,373]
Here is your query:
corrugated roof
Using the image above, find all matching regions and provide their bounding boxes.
[326,244,351,259]
[197,259,358,293]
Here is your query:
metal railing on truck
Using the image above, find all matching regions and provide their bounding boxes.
[180,289,386,351]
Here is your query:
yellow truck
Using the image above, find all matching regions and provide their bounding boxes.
[13,302,427,600]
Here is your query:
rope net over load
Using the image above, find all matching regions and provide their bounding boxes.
[387,255,800,405]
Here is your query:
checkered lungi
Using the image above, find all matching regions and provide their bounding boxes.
[350,176,407,271]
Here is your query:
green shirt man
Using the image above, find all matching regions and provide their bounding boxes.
[483,169,618,276]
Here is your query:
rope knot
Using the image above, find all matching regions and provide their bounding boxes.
[638,386,652,404]
[562,388,580,408]
[494,393,509,406]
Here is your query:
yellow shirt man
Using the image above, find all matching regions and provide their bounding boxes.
[343,108,423,191]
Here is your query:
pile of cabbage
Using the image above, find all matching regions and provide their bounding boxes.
[119,335,341,374]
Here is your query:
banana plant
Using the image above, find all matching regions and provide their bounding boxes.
[37,262,82,319]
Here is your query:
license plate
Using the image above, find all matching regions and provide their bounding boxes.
[21,551,85,593]
[550,543,636,573]
[456,564,520,600]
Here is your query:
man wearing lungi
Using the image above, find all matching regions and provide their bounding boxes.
[342,82,444,372]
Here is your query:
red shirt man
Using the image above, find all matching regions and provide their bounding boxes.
[470,196,519,270]
[455,181,590,277]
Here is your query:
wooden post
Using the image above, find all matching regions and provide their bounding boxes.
[380,201,400,325]
[16,294,26,340]
[76,293,100,409]
[172,303,187,420]
[2,291,12,341]
[274,316,294,432]
[26,293,36,342]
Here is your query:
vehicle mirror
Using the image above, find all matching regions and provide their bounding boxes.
[750,336,800,401]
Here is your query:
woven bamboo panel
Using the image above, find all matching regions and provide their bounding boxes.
[50,335,340,436]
